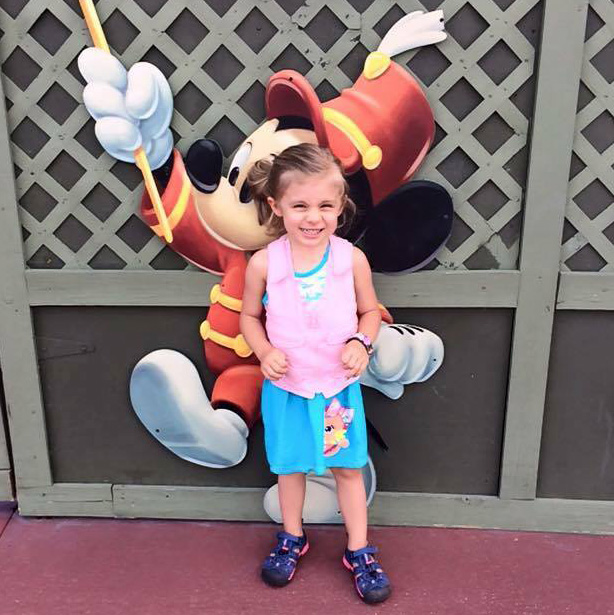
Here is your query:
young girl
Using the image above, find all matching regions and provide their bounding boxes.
[240,144,391,604]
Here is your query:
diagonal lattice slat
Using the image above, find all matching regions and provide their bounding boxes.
[562,0,614,272]
[0,0,542,271]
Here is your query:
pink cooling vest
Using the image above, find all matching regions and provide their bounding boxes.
[265,234,358,398]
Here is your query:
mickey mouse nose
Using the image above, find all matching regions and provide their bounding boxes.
[185,139,223,194]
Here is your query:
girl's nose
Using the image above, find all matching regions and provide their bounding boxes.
[305,208,322,222]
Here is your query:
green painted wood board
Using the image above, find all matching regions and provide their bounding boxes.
[17,482,614,535]
[0,64,52,489]
[499,0,589,500]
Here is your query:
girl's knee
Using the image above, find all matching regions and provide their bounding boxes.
[331,467,362,482]
[278,472,306,484]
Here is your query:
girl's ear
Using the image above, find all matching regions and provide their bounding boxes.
[268,196,282,217]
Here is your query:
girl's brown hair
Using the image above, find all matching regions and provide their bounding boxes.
[247,143,356,238]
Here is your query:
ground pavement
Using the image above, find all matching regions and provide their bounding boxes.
[1,501,613,615]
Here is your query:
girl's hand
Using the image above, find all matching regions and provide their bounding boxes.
[341,340,369,379]
[260,347,289,381]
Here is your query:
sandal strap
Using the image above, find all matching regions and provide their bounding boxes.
[348,545,378,558]
[347,546,388,589]
[264,531,305,569]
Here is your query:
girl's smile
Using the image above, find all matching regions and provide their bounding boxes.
[299,227,324,237]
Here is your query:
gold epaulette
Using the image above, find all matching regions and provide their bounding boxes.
[210,284,242,312]
[199,320,253,358]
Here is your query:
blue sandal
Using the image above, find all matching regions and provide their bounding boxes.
[343,545,391,604]
[261,531,309,587]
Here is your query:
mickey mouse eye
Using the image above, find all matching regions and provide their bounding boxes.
[239,181,252,204]
[228,166,239,186]
[227,142,252,187]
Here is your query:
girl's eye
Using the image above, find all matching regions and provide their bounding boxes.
[293,204,306,209]
[321,203,334,208]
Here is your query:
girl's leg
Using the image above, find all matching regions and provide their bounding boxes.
[331,467,368,550]
[278,472,307,536]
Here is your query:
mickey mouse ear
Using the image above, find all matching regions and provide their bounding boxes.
[265,70,329,148]
[362,180,453,273]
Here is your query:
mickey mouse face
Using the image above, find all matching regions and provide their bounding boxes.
[189,119,318,252]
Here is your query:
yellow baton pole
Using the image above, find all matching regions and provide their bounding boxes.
[78,0,173,243]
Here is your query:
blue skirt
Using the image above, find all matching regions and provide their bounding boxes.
[261,379,368,475]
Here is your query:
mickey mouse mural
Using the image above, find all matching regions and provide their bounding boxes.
[77,7,452,522]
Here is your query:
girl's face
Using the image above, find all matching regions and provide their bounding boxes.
[268,168,345,249]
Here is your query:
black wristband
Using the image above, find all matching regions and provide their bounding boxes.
[346,335,373,356]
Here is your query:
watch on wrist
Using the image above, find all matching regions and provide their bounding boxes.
[346,332,374,356]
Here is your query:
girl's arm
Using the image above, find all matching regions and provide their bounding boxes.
[240,250,272,361]
[341,247,381,378]
[353,247,382,341]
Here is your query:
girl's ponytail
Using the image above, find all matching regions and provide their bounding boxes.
[247,157,277,232]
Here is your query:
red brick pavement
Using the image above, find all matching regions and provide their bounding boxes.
[0,508,613,615]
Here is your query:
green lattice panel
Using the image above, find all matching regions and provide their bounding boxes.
[0,0,542,271]
[562,0,614,272]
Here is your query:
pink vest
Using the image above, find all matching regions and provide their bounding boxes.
[265,234,358,398]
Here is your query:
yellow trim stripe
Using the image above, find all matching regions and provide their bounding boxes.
[136,147,173,243]
[151,172,191,237]
[322,107,382,170]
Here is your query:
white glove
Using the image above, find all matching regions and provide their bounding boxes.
[78,48,174,169]
[360,323,444,399]
[129,349,249,468]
